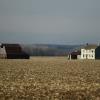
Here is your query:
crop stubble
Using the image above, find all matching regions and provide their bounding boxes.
[0,57,100,100]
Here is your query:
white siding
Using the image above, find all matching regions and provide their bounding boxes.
[77,55,81,59]
[0,46,7,59]
[81,49,95,59]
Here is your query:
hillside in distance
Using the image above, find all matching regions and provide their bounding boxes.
[21,44,82,56]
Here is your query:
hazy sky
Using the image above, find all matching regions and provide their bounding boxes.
[0,0,100,44]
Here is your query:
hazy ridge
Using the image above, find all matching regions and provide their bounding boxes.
[21,44,82,56]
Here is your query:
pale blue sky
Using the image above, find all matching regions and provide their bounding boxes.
[0,0,100,44]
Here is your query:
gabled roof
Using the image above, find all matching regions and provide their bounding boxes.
[82,44,98,50]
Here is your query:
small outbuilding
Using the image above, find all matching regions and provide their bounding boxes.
[68,51,81,60]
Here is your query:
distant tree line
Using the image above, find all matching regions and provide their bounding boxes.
[21,44,81,56]
[23,48,68,56]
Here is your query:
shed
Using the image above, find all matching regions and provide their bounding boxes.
[68,51,81,60]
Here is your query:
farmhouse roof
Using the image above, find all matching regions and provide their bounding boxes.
[82,44,98,50]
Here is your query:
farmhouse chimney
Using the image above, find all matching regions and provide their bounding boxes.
[86,43,88,46]
[97,43,100,46]
[0,43,2,47]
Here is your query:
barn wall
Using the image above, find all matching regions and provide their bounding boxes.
[2,44,30,59]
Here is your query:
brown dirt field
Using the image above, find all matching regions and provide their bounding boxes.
[0,57,100,100]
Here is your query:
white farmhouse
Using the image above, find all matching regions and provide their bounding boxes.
[81,45,96,59]
[80,44,100,59]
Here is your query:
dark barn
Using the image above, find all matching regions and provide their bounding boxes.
[2,44,30,59]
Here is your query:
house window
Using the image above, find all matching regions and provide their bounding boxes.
[82,49,85,52]
[91,50,94,53]
[83,54,86,58]
[92,55,94,58]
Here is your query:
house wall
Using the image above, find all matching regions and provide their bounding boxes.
[81,49,95,59]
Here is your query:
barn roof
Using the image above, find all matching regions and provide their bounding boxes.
[82,44,98,50]
[2,43,22,54]
[2,44,21,47]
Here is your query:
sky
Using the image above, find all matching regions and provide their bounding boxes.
[0,0,100,44]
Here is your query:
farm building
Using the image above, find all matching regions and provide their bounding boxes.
[81,44,100,59]
[68,44,100,60]
[0,43,30,59]
[68,51,81,60]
